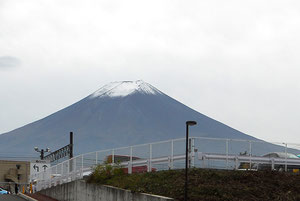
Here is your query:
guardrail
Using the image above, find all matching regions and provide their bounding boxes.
[32,137,300,191]
[198,152,300,170]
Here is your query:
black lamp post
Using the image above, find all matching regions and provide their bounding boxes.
[185,121,197,201]
[34,147,50,160]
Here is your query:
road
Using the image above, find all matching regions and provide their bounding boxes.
[0,195,27,201]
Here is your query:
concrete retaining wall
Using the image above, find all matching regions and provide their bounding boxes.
[40,180,174,201]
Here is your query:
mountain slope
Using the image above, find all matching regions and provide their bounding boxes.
[0,80,258,156]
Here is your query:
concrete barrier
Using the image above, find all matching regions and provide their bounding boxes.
[40,180,174,201]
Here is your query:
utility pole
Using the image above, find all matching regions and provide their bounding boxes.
[41,149,44,160]
[42,132,74,162]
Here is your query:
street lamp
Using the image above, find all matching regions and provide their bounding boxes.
[34,147,50,160]
[185,121,197,201]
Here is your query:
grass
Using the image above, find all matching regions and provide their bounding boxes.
[87,166,300,201]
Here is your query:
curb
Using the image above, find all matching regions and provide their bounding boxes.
[18,193,39,201]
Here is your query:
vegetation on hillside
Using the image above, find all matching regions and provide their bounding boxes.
[88,166,300,201]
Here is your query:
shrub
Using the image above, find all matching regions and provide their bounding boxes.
[88,163,124,184]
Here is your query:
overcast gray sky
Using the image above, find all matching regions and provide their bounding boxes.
[1,0,300,143]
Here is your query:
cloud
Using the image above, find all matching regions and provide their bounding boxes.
[0,56,21,68]
[0,0,300,143]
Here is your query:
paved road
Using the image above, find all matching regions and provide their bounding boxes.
[0,195,27,201]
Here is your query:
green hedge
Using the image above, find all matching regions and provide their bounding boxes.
[88,167,300,201]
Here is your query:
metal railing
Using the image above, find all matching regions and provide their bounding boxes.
[32,137,300,191]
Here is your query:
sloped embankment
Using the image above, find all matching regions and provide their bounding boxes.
[88,168,300,201]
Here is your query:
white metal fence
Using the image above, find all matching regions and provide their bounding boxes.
[32,137,300,191]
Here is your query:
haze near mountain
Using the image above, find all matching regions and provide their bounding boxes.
[0,80,258,156]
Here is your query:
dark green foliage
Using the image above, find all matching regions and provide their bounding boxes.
[87,163,125,183]
[87,168,300,201]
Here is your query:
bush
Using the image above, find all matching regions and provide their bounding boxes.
[87,163,124,184]
[87,168,300,201]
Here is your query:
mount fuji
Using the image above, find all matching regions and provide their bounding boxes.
[0,80,259,156]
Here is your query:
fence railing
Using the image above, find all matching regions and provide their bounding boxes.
[32,137,300,191]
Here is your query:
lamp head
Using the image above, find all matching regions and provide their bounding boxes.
[186,121,197,126]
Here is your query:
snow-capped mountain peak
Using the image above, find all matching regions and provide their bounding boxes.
[0,79,261,156]
[90,80,162,98]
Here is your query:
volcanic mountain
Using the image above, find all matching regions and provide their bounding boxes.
[0,80,259,156]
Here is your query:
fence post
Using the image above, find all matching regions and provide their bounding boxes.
[112,149,115,164]
[249,141,252,170]
[285,143,287,172]
[226,139,229,169]
[81,155,83,178]
[69,158,72,176]
[171,140,174,169]
[188,138,191,168]
[95,151,98,165]
[73,157,76,180]
[191,138,195,168]
[235,156,239,170]
[61,164,63,184]
[149,144,152,172]
[66,161,69,183]
[47,168,50,188]
[129,146,133,174]
[55,165,58,186]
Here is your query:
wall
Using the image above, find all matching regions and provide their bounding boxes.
[40,180,174,201]
[0,160,30,183]
[0,160,30,193]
